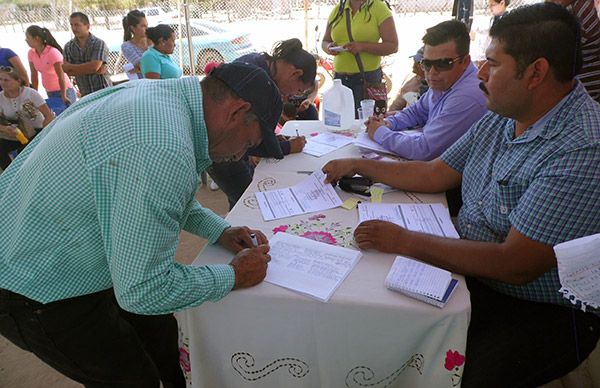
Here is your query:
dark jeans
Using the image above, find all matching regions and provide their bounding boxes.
[0,139,25,170]
[335,68,383,117]
[0,127,41,170]
[463,278,600,388]
[207,154,254,210]
[0,288,185,388]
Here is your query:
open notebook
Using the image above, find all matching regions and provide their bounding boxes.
[384,256,458,308]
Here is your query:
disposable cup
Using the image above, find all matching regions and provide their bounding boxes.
[360,99,375,118]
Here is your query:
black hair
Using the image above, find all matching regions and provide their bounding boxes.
[422,20,470,57]
[70,12,90,25]
[265,38,316,85]
[489,2,581,82]
[122,10,146,42]
[26,25,63,54]
[328,0,391,28]
[283,102,298,117]
[146,24,174,46]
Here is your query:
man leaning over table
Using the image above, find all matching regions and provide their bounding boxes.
[323,3,600,387]
[365,19,487,161]
[0,62,280,388]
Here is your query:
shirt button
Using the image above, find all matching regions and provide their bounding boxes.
[466,224,472,229]
[478,201,483,206]
[500,205,508,214]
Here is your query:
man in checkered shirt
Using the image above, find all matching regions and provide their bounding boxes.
[62,12,112,96]
[0,63,281,387]
[324,3,600,387]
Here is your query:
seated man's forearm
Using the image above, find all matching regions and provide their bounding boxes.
[63,61,103,76]
[350,158,460,193]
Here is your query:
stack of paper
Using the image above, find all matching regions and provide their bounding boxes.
[265,232,362,302]
[554,233,600,312]
[353,133,394,155]
[303,132,354,157]
[255,170,342,221]
[358,203,459,238]
[385,256,458,308]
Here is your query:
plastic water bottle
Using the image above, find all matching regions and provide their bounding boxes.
[322,79,354,131]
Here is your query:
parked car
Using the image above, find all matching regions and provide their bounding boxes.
[138,6,179,24]
[106,19,256,77]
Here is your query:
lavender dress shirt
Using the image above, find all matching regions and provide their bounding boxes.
[373,63,487,160]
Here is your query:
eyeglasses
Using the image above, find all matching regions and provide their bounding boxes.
[0,66,16,73]
[420,55,464,72]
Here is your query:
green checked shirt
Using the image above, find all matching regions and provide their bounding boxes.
[0,77,235,314]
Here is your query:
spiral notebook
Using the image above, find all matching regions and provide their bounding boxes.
[384,256,458,308]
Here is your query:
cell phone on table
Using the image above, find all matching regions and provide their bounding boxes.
[337,176,373,196]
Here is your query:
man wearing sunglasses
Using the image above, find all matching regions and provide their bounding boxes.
[365,20,487,161]
[325,3,600,386]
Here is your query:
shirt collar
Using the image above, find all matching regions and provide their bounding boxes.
[505,81,582,142]
[149,47,170,58]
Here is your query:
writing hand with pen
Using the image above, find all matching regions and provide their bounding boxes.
[217,226,271,289]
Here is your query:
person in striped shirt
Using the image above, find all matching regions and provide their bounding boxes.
[547,0,600,102]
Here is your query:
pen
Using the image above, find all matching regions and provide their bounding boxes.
[250,232,258,247]
[296,129,300,137]
[296,170,313,174]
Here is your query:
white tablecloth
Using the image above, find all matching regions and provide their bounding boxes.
[177,120,470,387]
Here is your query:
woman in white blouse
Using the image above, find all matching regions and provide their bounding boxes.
[0,66,53,169]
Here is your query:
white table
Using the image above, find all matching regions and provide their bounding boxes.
[177,120,470,387]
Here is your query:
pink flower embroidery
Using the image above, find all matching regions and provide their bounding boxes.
[301,231,337,245]
[444,349,465,371]
[308,214,326,221]
[272,225,289,234]
[179,347,191,373]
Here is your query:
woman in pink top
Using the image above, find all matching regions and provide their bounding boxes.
[26,25,76,106]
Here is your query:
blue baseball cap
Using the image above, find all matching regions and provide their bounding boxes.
[210,62,284,159]
[410,46,424,63]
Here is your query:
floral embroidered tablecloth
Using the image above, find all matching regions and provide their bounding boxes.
[176,120,470,388]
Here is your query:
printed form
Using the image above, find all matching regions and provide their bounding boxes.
[303,132,354,157]
[358,203,459,238]
[265,232,362,302]
[255,170,343,221]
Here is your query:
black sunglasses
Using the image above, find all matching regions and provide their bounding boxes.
[420,55,464,72]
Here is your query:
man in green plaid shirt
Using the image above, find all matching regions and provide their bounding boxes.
[0,62,282,387]
[323,3,600,387]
